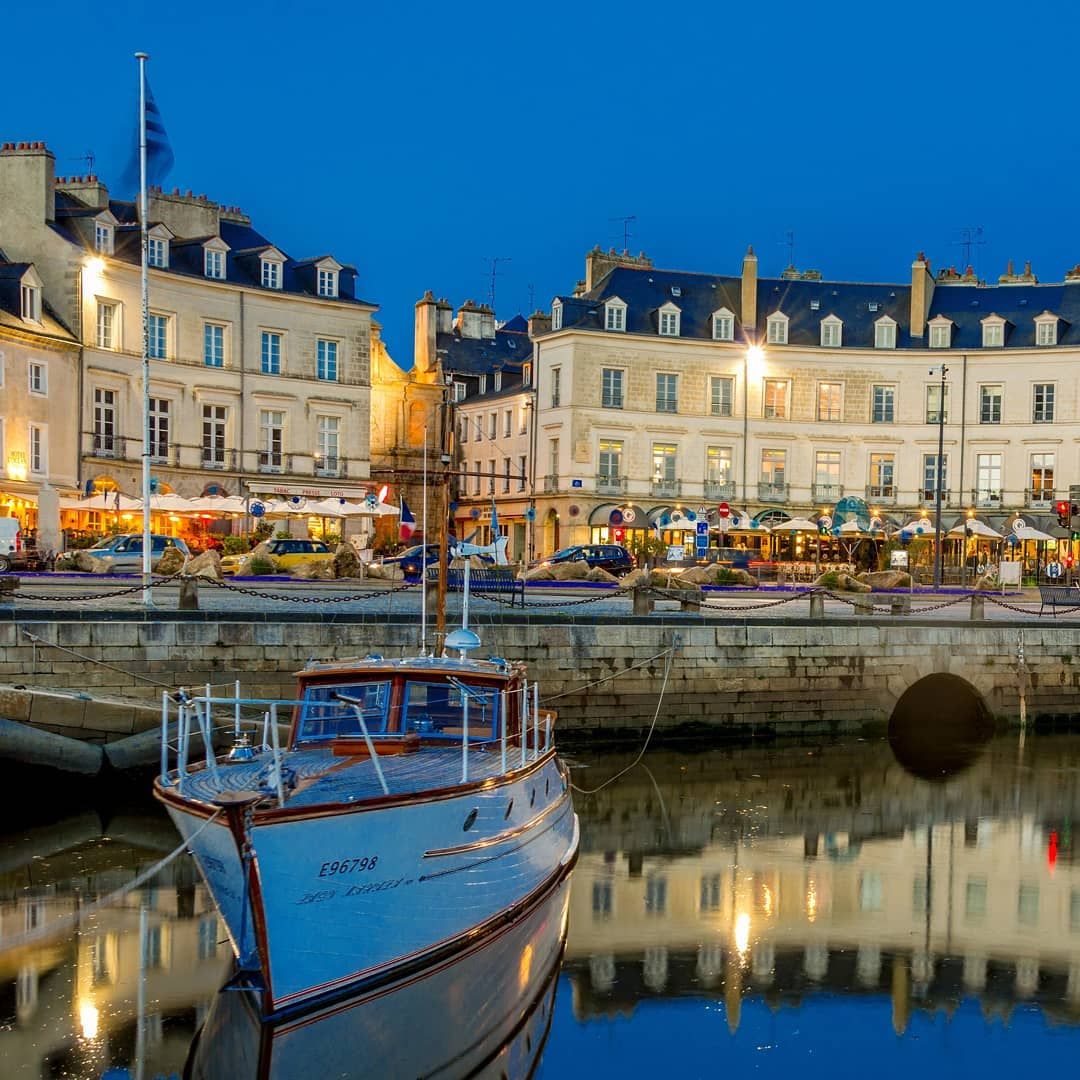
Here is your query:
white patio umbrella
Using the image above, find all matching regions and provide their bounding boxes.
[769,517,821,533]
[184,495,248,515]
[726,512,769,533]
[1012,524,1056,543]
[948,519,1002,539]
[899,518,943,536]
[59,492,143,512]
[149,493,194,513]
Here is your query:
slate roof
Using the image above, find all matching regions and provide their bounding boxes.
[439,326,530,377]
[551,263,1080,351]
[454,377,530,406]
[0,252,76,342]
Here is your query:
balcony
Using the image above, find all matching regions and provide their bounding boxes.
[315,456,341,478]
[1026,488,1056,509]
[543,474,559,494]
[972,489,1002,509]
[757,481,788,502]
[651,478,681,499]
[866,484,897,505]
[919,489,952,507]
[812,483,843,503]
[201,447,237,471]
[258,451,293,474]
[90,433,123,459]
[596,474,627,496]
[705,480,736,500]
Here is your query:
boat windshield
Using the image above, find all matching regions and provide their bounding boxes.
[297,681,391,742]
[402,680,500,741]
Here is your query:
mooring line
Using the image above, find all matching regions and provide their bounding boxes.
[18,627,178,691]
[540,645,678,705]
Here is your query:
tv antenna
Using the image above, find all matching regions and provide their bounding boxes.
[953,226,986,270]
[527,282,535,313]
[68,150,96,173]
[610,215,636,250]
[483,256,512,312]
[779,229,796,268]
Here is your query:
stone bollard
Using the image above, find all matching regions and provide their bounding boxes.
[853,593,873,615]
[890,594,910,616]
[0,577,17,604]
[679,587,703,613]
[809,592,825,619]
[632,586,654,616]
[178,575,199,611]
[970,594,985,621]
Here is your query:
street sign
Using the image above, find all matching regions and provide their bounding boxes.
[1047,561,1064,579]
[696,520,709,535]
[250,501,265,518]
[718,502,730,518]
[667,544,685,562]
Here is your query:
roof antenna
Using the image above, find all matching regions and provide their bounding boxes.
[483,256,511,313]
[66,150,96,173]
[609,215,636,250]
[953,226,986,273]
[779,228,795,268]
[527,282,535,313]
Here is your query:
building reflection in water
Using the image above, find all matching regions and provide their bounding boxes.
[560,732,1080,1062]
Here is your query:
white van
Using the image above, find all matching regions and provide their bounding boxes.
[0,518,29,572]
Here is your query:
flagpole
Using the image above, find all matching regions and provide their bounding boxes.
[136,51,153,608]
[421,428,428,655]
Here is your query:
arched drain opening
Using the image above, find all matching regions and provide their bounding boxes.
[888,673,993,781]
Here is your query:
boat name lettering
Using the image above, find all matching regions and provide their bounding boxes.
[318,855,380,878]
[297,889,337,905]
[343,877,409,897]
[203,855,225,873]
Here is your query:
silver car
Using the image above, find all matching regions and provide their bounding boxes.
[80,534,190,573]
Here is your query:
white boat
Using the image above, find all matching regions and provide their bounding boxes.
[154,622,579,1019]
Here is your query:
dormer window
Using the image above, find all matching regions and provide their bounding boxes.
[981,314,1006,348]
[766,311,789,345]
[604,297,627,332]
[146,224,171,269]
[317,267,338,298]
[1035,312,1059,346]
[928,316,952,349]
[551,300,563,331]
[820,315,842,348]
[712,308,735,341]
[874,316,897,349]
[204,244,226,280]
[479,374,487,394]
[20,283,41,323]
[94,221,114,255]
[658,302,681,337]
[494,371,502,391]
[522,362,532,386]
[261,258,282,290]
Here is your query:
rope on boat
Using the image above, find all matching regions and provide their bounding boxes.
[569,633,680,797]
[540,645,680,705]
[4,809,222,951]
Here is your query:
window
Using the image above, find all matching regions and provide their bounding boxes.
[28,361,47,396]
[93,388,115,454]
[204,248,225,279]
[94,221,113,254]
[519,405,529,434]
[452,380,466,402]
[487,458,496,494]
[20,284,41,322]
[859,872,884,912]
[760,448,786,491]
[979,384,1002,424]
[28,423,46,474]
[550,367,561,408]
[494,371,502,392]
[871,385,895,423]
[198,917,219,960]
[763,379,788,419]
[518,455,526,491]
[316,339,338,381]
[817,382,842,422]
[605,298,626,331]
[929,321,951,349]
[1033,383,1055,423]
[922,453,948,501]
[706,446,733,484]
[656,373,678,413]
[874,317,897,349]
[964,877,988,920]
[1018,884,1040,926]
[551,301,563,331]
[549,438,559,480]
[658,304,680,336]
[502,457,511,493]
[472,460,481,495]
[598,439,623,481]
[202,405,227,467]
[474,415,483,441]
[820,317,842,347]
[149,398,170,461]
[602,368,624,408]
[148,313,168,359]
[203,323,225,367]
[97,301,119,350]
[712,308,735,341]
[652,443,677,484]
[259,410,284,471]
[317,267,338,298]
[868,452,895,498]
[710,376,734,417]
[459,415,468,443]
[522,362,532,386]
[316,415,340,474]
[1036,317,1058,346]
[504,409,512,438]
[815,450,841,493]
[975,453,1002,505]
[766,312,788,344]
[926,383,950,423]
[1030,453,1054,497]
[982,318,1004,347]
[645,875,667,915]
[261,259,282,289]
[261,331,282,375]
[592,881,613,919]
[488,412,497,439]
[147,236,167,268]
[479,375,487,394]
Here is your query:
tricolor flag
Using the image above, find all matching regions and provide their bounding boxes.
[120,70,174,195]
[399,498,416,541]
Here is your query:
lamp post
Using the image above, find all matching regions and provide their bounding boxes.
[932,363,949,591]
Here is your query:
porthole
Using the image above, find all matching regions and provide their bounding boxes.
[463,808,478,831]
[530,787,536,808]
[504,799,514,820]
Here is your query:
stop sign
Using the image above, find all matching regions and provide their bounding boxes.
[718,502,730,519]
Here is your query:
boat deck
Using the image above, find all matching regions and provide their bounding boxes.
[174,744,518,808]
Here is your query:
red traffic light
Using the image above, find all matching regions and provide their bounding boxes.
[1057,500,1069,515]
[1057,501,1072,526]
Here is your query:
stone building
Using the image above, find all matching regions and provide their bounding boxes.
[0,140,376,517]
[534,244,1080,554]
[0,251,79,548]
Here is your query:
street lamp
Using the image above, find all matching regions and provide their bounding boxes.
[931,363,949,590]
[743,345,764,506]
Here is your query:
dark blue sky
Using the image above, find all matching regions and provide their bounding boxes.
[6,1,1080,365]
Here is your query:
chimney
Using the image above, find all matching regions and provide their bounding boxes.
[741,245,758,337]
[584,244,652,291]
[909,251,935,338]
[454,299,483,339]
[56,174,109,210]
[528,309,552,339]
[0,140,56,223]
[413,290,438,375]
[477,303,496,339]
[436,297,453,333]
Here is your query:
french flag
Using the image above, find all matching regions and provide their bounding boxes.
[399,498,416,541]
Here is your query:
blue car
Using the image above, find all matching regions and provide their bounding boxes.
[382,542,493,579]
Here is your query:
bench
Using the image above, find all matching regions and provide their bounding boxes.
[426,566,525,607]
[1038,584,1080,615]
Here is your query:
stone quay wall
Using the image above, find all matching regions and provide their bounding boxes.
[0,612,1077,741]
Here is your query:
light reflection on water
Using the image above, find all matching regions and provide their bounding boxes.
[1,732,1079,1077]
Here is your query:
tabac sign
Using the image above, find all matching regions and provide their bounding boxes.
[247,482,371,500]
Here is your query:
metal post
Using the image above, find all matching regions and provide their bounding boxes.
[933,363,948,591]
[520,682,528,767]
[160,691,169,781]
[533,682,540,762]
[199,699,219,783]
[268,703,286,803]
[500,689,508,773]
[461,696,470,784]
[136,52,154,609]
[234,679,241,737]
[261,710,269,749]
[177,702,188,791]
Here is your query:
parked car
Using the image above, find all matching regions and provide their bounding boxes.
[0,519,35,572]
[221,538,335,575]
[543,544,634,576]
[381,541,492,580]
[68,534,191,573]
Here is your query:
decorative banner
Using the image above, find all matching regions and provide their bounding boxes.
[819,515,833,529]
[685,509,697,522]
[470,508,480,519]
[609,508,624,526]
[870,516,884,531]
[659,513,671,527]
[622,507,637,524]
[250,501,265,518]
[289,495,307,511]
[1047,560,1064,579]
[569,504,580,517]
[670,510,685,526]
[1012,517,1027,531]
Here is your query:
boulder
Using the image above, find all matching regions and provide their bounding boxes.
[586,566,619,584]
[292,560,335,580]
[550,559,591,581]
[974,572,998,592]
[153,545,187,576]
[715,567,757,587]
[649,569,695,590]
[73,550,108,574]
[186,550,223,580]
[332,544,361,579]
[249,541,272,563]
[523,565,555,582]
[367,562,404,582]
[620,568,650,589]
[815,571,871,593]
[679,566,713,586]
[855,569,913,591]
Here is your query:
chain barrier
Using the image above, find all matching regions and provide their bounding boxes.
[10,571,188,603]
[984,593,1080,617]
[202,575,422,604]
[470,584,639,608]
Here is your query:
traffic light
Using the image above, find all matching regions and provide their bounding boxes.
[1057,500,1071,527]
